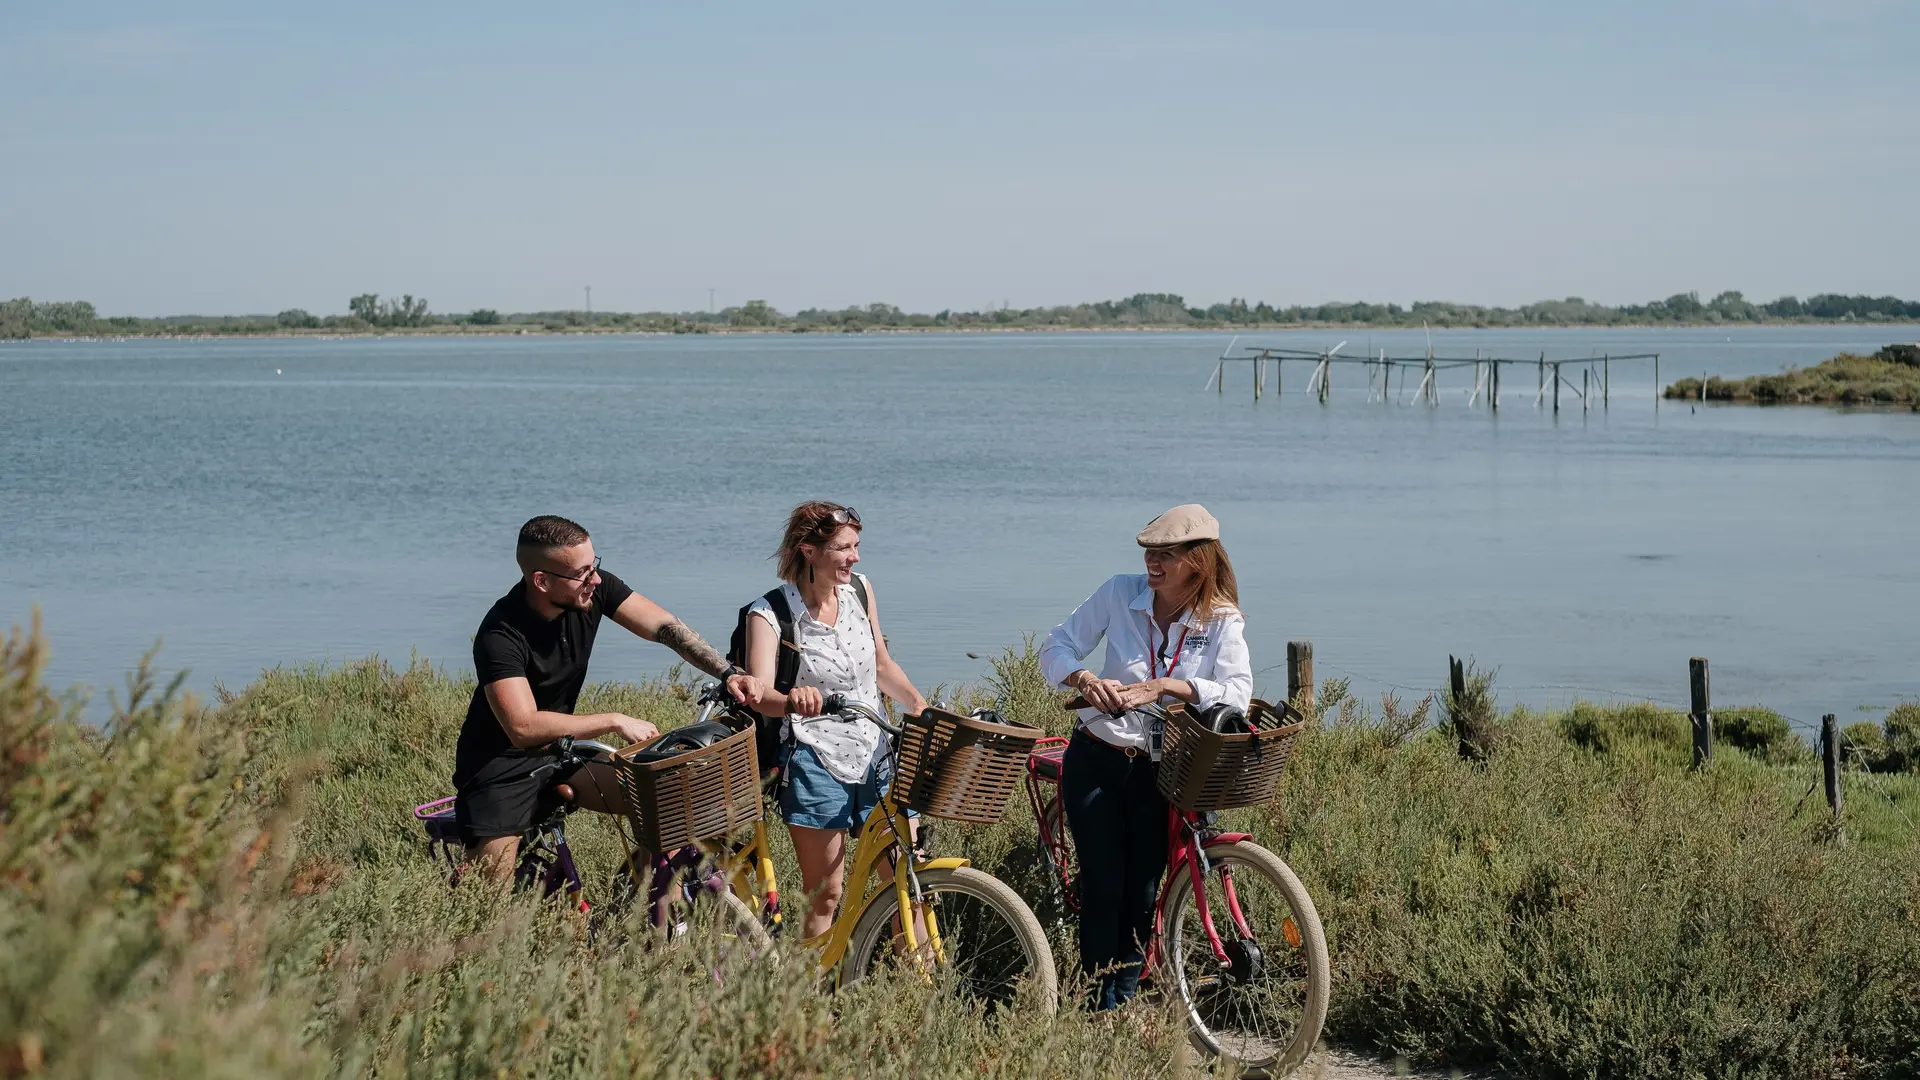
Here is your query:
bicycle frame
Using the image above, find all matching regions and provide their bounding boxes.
[1151,811,1254,973]
[411,794,585,909]
[688,785,965,977]
[1024,733,1257,974]
[670,689,965,975]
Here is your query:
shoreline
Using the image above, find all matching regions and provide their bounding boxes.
[10,319,1920,345]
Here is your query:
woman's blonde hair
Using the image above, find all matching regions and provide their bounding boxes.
[1160,539,1240,619]
[774,501,861,584]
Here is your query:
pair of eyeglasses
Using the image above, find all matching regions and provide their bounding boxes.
[827,506,860,526]
[541,555,601,583]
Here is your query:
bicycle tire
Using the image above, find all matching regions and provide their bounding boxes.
[1159,840,1329,1077]
[841,866,1059,1015]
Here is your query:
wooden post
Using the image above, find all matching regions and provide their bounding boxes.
[1491,359,1500,411]
[1253,357,1260,401]
[1216,358,1224,395]
[1603,354,1610,408]
[1822,714,1843,821]
[1654,353,1660,409]
[1287,641,1314,712]
[1700,371,1707,404]
[1537,352,1545,406]
[1553,363,1561,414]
[1275,358,1282,398]
[1583,368,1590,412]
[1689,658,1712,769]
[1449,655,1471,759]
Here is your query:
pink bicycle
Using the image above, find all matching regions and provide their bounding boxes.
[1026,699,1330,1076]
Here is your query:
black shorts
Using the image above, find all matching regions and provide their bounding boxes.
[454,750,584,845]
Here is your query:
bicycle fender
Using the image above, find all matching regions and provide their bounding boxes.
[915,856,970,872]
[1201,833,1252,848]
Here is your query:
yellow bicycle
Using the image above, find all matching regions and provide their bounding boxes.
[608,684,1059,1014]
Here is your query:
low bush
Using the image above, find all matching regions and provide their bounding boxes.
[1844,721,1887,769]
[1880,702,1920,774]
[1715,707,1812,765]
[5,621,1918,1079]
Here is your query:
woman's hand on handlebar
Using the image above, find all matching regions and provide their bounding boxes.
[1116,681,1170,711]
[787,685,825,718]
[1076,675,1130,715]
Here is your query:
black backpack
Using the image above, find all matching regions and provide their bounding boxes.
[726,577,871,774]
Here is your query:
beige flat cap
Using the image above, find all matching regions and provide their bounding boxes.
[1136,504,1219,547]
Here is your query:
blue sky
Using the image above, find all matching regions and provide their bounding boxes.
[3,1,1915,316]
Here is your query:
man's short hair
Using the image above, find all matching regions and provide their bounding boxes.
[516,515,590,573]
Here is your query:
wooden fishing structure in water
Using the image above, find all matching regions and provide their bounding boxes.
[1206,341,1664,414]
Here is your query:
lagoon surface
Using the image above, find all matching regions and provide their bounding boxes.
[4,325,1918,733]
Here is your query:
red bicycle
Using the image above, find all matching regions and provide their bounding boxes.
[1026,699,1329,1077]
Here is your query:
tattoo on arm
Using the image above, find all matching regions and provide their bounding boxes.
[656,621,730,678]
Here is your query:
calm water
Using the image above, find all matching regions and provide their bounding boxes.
[4,325,1918,733]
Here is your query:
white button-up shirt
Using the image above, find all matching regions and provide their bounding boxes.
[1040,573,1254,750]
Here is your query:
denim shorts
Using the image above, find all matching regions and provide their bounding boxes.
[777,740,902,833]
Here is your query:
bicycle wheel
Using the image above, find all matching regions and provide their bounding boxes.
[1160,840,1329,1077]
[842,866,1059,1015]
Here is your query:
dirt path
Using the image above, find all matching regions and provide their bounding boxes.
[1308,1048,1493,1079]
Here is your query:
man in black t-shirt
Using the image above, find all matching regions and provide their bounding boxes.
[455,514,761,879]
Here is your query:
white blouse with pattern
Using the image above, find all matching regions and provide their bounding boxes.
[747,572,883,783]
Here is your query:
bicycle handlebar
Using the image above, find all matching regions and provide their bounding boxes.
[814,693,901,738]
[1063,695,1171,722]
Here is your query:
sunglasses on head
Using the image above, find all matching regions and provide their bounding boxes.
[825,506,860,527]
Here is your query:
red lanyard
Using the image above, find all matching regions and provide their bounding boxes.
[1146,616,1190,680]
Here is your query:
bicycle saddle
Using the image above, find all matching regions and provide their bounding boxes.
[625,720,736,763]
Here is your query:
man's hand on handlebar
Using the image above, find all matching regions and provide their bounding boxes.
[725,671,764,709]
[608,715,660,746]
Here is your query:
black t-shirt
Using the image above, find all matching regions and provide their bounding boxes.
[453,570,636,789]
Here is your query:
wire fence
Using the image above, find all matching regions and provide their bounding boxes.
[1255,649,1917,834]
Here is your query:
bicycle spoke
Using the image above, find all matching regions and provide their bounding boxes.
[862,886,1040,1011]
[1169,845,1319,1066]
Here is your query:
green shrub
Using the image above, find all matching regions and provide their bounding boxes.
[1716,707,1812,765]
[1881,702,1920,774]
[1558,701,1689,760]
[1441,658,1498,760]
[1844,721,1887,769]
[6,624,1919,1079]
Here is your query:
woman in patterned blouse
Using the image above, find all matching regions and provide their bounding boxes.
[742,501,930,940]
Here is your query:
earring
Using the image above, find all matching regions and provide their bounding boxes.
[808,564,815,584]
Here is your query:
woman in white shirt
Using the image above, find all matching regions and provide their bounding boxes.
[1039,504,1253,1010]
[742,501,930,941]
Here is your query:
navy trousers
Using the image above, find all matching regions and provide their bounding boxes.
[1061,728,1170,1010]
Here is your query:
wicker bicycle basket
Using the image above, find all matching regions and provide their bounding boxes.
[892,707,1045,824]
[1155,698,1306,812]
[614,725,762,851]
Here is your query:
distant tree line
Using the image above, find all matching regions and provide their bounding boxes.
[4,290,1919,340]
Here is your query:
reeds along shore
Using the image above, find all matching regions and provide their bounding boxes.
[4,619,1918,1079]
[1665,348,1920,406]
